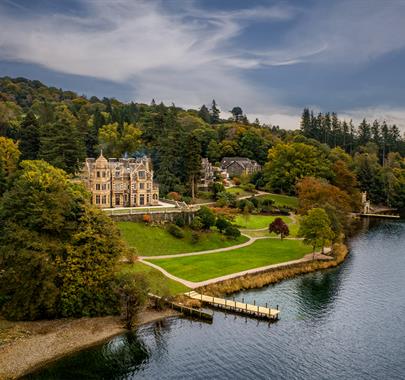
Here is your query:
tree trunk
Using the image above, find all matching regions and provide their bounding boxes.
[191,175,195,200]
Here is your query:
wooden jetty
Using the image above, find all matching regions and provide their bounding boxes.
[359,213,400,219]
[148,293,213,323]
[185,291,280,321]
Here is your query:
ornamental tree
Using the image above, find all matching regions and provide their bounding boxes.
[268,218,290,239]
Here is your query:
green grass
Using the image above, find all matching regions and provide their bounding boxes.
[234,214,291,229]
[147,239,312,282]
[225,186,252,197]
[244,226,299,238]
[117,222,248,256]
[119,261,189,295]
[257,193,299,208]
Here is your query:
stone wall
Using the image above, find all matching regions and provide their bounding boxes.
[108,209,198,224]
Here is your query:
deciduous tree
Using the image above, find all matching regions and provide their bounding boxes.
[268,218,290,239]
[298,208,335,258]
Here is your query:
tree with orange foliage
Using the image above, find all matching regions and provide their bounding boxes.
[296,177,352,237]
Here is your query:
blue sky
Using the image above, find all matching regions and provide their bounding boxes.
[1,0,405,130]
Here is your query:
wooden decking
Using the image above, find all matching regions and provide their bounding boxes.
[148,293,213,322]
[185,291,280,321]
[359,213,400,219]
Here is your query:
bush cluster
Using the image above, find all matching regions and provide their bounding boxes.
[167,223,185,239]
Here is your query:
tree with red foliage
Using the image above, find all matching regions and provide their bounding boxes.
[269,218,289,239]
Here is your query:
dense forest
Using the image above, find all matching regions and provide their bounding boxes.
[0,76,404,208]
[1,76,405,321]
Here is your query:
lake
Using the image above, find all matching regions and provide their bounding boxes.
[26,219,405,380]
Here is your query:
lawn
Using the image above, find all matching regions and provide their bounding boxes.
[119,261,189,295]
[147,239,312,282]
[117,222,248,256]
[225,186,252,197]
[257,193,299,208]
[234,214,292,229]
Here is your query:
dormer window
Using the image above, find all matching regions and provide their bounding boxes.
[138,171,145,179]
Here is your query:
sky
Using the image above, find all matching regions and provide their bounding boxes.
[1,0,405,130]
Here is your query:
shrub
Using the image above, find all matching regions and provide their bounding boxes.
[197,206,216,229]
[212,182,225,198]
[233,177,241,185]
[224,225,241,239]
[216,216,231,232]
[126,248,138,264]
[174,215,186,227]
[279,207,291,215]
[241,183,256,193]
[182,196,192,204]
[190,232,200,245]
[167,224,184,238]
[190,216,203,231]
[143,214,152,224]
[216,191,237,207]
[167,192,181,201]
[237,199,254,213]
[198,191,213,200]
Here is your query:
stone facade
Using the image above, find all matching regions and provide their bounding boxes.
[80,153,159,208]
[221,157,261,178]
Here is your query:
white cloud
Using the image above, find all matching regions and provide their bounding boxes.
[0,0,296,119]
[340,107,405,133]
[274,0,405,65]
[1,0,405,131]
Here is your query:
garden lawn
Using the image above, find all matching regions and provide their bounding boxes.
[147,239,312,282]
[119,261,189,295]
[234,214,291,229]
[225,187,252,197]
[257,193,299,208]
[117,222,248,256]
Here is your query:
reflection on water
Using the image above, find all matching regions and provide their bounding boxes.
[27,220,405,380]
[27,331,150,379]
[297,257,350,315]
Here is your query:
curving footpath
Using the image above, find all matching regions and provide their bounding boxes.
[139,234,303,260]
[139,248,332,289]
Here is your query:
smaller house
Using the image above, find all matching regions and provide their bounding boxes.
[221,157,261,178]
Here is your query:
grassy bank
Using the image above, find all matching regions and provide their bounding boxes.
[198,243,348,296]
[256,193,299,208]
[146,239,312,282]
[119,261,189,295]
[117,222,248,256]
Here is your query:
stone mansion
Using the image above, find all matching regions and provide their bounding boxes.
[80,153,159,208]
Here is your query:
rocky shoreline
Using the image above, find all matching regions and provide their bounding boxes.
[0,309,179,380]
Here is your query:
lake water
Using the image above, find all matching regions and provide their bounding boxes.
[27,219,405,380]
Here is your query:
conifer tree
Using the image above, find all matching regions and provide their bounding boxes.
[19,110,40,160]
[198,104,211,123]
[185,135,202,199]
[210,99,220,124]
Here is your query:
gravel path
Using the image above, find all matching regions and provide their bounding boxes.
[140,248,332,289]
[140,236,303,261]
